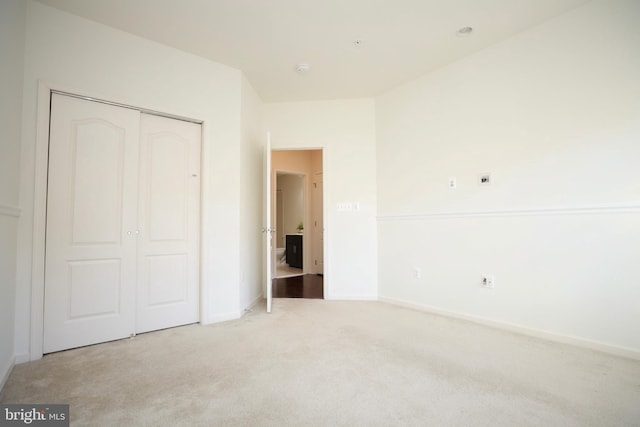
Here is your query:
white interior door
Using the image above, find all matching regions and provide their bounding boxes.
[136,114,201,333]
[264,133,273,312]
[44,94,139,353]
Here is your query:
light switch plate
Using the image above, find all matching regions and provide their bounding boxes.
[337,201,360,212]
[337,202,351,211]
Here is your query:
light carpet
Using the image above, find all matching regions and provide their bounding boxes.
[2,299,639,426]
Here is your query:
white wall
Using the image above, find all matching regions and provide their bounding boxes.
[264,99,378,300]
[16,1,245,360]
[376,0,640,355]
[0,0,26,388]
[239,75,264,311]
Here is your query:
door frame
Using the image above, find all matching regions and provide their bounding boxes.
[269,146,327,299]
[29,81,204,360]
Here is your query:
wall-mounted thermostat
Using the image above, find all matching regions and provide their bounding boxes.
[478,173,492,185]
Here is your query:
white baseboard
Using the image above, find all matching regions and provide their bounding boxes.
[325,294,378,301]
[202,311,241,325]
[1,356,15,393]
[379,297,640,361]
[242,295,263,314]
[14,353,30,364]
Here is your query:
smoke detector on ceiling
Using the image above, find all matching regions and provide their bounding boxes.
[456,26,473,37]
[295,63,310,73]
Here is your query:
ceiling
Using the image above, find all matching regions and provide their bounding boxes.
[36,0,590,102]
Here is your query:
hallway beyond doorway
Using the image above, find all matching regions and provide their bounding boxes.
[273,274,323,299]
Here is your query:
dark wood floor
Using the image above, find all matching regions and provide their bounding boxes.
[272,274,324,299]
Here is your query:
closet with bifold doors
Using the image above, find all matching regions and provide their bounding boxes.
[43,93,201,353]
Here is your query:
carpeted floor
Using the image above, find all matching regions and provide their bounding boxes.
[2,299,639,426]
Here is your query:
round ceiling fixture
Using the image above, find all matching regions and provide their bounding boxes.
[295,63,310,73]
[456,26,473,37]
[354,39,364,48]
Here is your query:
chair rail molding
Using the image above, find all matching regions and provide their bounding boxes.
[0,203,21,218]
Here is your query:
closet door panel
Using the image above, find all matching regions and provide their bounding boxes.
[136,114,201,333]
[44,94,139,353]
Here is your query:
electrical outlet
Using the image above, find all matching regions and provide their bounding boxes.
[414,267,421,279]
[449,177,457,189]
[481,275,495,288]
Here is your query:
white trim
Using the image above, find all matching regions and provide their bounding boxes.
[51,90,203,124]
[29,81,51,361]
[1,356,15,392]
[0,204,21,218]
[322,147,328,298]
[326,294,378,301]
[198,121,206,327]
[14,353,30,364]
[377,204,640,221]
[204,312,242,325]
[242,295,263,315]
[269,144,328,305]
[379,297,640,361]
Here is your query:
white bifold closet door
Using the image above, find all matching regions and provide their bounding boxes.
[136,113,200,334]
[44,94,200,354]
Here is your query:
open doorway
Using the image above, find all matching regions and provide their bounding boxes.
[271,149,324,298]
[274,172,305,278]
